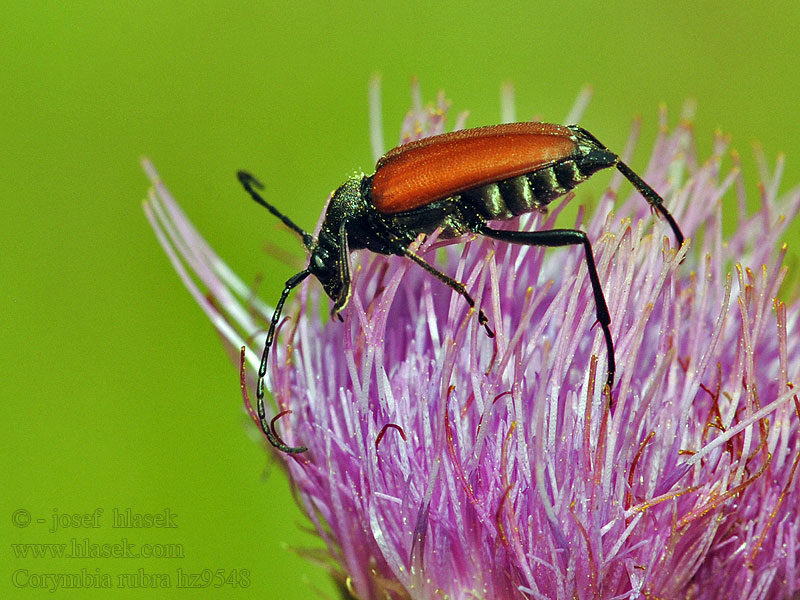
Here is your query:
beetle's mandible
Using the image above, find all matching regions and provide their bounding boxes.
[238,121,685,453]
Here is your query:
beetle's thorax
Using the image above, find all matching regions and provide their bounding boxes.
[308,176,370,303]
[319,177,370,239]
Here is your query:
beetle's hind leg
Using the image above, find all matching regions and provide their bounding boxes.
[475,224,615,392]
[399,246,495,338]
[570,127,684,249]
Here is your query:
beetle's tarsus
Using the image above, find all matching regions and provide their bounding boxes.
[264,410,308,454]
[237,170,264,189]
[478,310,495,338]
[603,382,615,411]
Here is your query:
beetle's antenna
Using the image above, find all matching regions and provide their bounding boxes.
[255,268,312,454]
[615,160,684,248]
[237,171,315,249]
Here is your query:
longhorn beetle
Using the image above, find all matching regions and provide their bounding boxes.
[239,121,684,453]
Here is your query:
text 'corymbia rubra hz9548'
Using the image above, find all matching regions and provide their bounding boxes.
[238,121,685,453]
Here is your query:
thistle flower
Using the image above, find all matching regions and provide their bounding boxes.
[143,83,800,600]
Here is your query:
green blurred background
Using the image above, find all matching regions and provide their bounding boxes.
[3,2,799,598]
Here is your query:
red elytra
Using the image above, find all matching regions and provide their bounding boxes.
[372,122,576,214]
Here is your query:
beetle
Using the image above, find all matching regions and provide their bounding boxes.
[239,121,684,453]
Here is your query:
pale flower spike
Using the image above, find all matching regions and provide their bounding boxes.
[143,82,800,599]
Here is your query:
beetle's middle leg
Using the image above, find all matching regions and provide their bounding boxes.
[398,244,495,339]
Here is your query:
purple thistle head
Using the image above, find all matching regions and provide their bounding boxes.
[144,81,800,599]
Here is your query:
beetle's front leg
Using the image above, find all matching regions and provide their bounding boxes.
[331,221,352,320]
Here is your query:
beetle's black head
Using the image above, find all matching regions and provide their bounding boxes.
[308,239,344,305]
